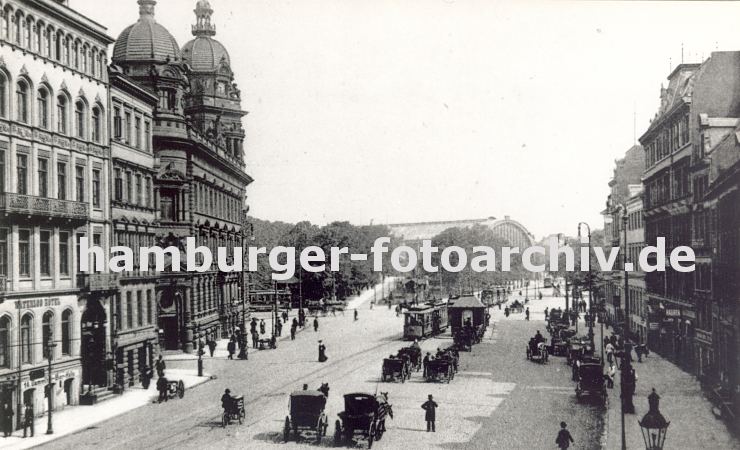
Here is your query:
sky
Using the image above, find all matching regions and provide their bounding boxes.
[71,0,740,239]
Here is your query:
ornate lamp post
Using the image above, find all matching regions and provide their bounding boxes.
[638,389,670,449]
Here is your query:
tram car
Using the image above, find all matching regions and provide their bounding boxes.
[447,294,487,337]
[402,301,448,340]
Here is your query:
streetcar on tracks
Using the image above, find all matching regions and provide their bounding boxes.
[403,301,448,340]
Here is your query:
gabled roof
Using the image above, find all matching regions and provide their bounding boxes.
[448,295,485,309]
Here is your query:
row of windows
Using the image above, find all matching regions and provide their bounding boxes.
[0,149,102,207]
[0,227,72,278]
[0,72,104,143]
[0,309,73,369]
[114,289,155,331]
[113,105,151,152]
[194,180,242,223]
[114,167,153,208]
[625,210,643,231]
[644,163,690,209]
[644,113,690,168]
[0,4,106,81]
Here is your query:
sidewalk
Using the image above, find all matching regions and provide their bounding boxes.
[1,369,212,450]
[602,328,739,449]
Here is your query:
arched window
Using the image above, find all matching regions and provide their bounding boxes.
[61,309,71,355]
[55,30,63,61]
[24,17,32,49]
[90,48,98,77]
[91,106,101,143]
[16,79,29,123]
[56,94,67,134]
[45,26,53,57]
[0,72,7,118]
[65,35,72,65]
[73,40,79,69]
[75,99,85,139]
[20,313,32,364]
[81,45,88,73]
[0,316,9,368]
[42,311,53,359]
[37,87,49,129]
[13,11,22,45]
[34,21,42,53]
[1,7,10,40]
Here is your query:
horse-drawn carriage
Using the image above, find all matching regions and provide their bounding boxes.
[526,340,549,363]
[567,338,594,366]
[453,328,474,351]
[547,336,569,357]
[222,395,246,426]
[424,350,457,383]
[397,346,422,372]
[335,393,393,449]
[575,363,607,403]
[381,357,409,383]
[284,391,329,443]
[509,300,524,314]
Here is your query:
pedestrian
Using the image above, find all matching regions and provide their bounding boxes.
[299,308,306,327]
[421,394,438,432]
[318,340,328,362]
[282,310,289,323]
[22,402,34,438]
[250,317,258,334]
[155,354,166,378]
[227,337,236,359]
[605,342,614,364]
[606,364,615,389]
[314,316,319,332]
[525,307,530,321]
[208,339,216,357]
[538,291,543,300]
[259,319,266,335]
[251,330,258,349]
[504,307,510,317]
[354,310,358,321]
[1,402,13,437]
[422,352,431,378]
[555,421,574,449]
[276,318,283,337]
[157,375,169,403]
[291,319,298,340]
[544,307,549,320]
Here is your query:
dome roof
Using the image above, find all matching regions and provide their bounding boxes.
[112,1,180,64]
[182,37,230,72]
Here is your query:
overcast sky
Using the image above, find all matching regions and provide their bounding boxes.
[72,0,740,239]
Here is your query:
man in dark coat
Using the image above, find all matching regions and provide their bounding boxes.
[421,394,438,432]
[22,403,34,438]
[155,355,166,378]
[313,317,319,332]
[291,318,298,340]
[227,338,236,359]
[1,402,13,437]
[207,339,217,357]
[318,341,328,362]
[157,375,169,403]
[556,421,574,449]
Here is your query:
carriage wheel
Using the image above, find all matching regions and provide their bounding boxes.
[368,422,376,449]
[177,380,185,398]
[334,420,342,446]
[284,416,291,442]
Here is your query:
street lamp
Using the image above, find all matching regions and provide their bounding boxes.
[577,222,595,349]
[620,210,636,450]
[638,389,670,450]
[46,338,57,435]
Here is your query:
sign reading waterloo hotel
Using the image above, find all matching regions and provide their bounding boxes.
[14,298,61,309]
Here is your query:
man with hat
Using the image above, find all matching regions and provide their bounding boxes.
[421,394,438,432]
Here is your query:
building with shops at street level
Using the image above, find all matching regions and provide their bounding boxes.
[0,0,114,427]
[111,0,253,353]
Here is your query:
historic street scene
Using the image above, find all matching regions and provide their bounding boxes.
[0,0,738,449]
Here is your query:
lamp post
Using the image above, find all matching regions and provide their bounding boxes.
[196,325,203,377]
[46,338,57,435]
[620,211,636,450]
[638,389,670,449]
[578,222,595,349]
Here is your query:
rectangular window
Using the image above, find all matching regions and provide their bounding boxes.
[126,172,133,203]
[92,169,101,208]
[124,112,131,143]
[144,121,151,152]
[114,169,123,201]
[135,174,142,205]
[57,162,66,200]
[137,290,143,327]
[145,177,152,207]
[92,233,101,273]
[40,230,51,276]
[59,231,69,275]
[17,153,28,195]
[135,117,141,149]
[126,291,133,329]
[18,229,30,277]
[38,157,48,197]
[75,165,85,202]
[0,148,5,193]
[0,228,7,276]
[114,107,122,140]
[75,232,84,273]
[146,290,152,325]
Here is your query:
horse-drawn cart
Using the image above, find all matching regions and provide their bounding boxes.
[381,357,408,383]
[335,393,393,448]
[575,363,607,404]
[284,391,329,443]
[425,358,454,383]
[526,341,549,363]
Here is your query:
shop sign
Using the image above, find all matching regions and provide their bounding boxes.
[14,297,61,310]
[665,309,681,317]
[683,310,696,319]
[29,369,45,381]
[649,322,659,331]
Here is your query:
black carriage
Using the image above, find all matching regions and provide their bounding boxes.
[575,363,607,403]
[222,395,246,426]
[425,358,454,383]
[397,346,422,372]
[381,357,408,383]
[526,341,549,363]
[509,300,524,313]
[453,329,474,351]
[335,393,393,449]
[547,336,569,357]
[284,391,329,443]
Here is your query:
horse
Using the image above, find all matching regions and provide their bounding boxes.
[376,392,394,432]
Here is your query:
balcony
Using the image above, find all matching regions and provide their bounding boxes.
[77,273,120,293]
[0,193,88,221]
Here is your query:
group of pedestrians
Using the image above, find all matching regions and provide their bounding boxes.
[1,401,35,439]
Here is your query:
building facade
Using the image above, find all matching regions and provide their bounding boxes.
[111,0,252,353]
[108,66,159,389]
[0,0,114,425]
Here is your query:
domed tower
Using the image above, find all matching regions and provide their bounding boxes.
[182,0,247,160]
